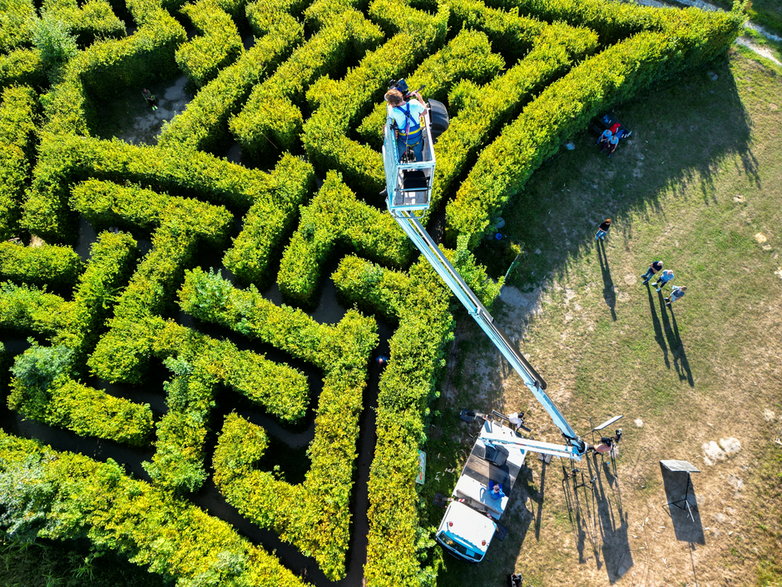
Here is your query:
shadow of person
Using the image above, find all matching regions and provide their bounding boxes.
[669,308,694,386]
[645,283,670,368]
[596,240,617,321]
[587,454,633,583]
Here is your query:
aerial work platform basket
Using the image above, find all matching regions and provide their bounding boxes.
[382,109,436,214]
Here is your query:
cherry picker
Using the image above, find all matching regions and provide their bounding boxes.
[382,81,588,562]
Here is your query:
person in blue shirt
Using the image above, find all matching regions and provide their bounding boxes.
[385,88,427,162]
[488,480,505,500]
[652,269,674,292]
[665,285,687,307]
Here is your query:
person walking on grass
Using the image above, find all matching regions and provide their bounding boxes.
[641,260,663,285]
[652,269,674,291]
[595,218,612,241]
[665,285,687,307]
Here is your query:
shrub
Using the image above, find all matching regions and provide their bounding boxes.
[0,241,82,288]
[30,15,78,75]
[176,0,243,87]
[0,282,73,336]
[42,0,126,45]
[446,15,740,244]
[158,2,303,150]
[179,268,378,579]
[222,154,315,286]
[0,49,45,88]
[229,7,383,155]
[88,196,232,384]
[0,431,306,586]
[277,171,409,304]
[0,85,37,240]
[302,2,448,194]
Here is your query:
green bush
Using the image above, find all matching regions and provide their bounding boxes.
[0,431,306,586]
[230,7,383,155]
[158,2,303,150]
[277,171,409,304]
[0,85,37,240]
[302,2,448,194]
[446,14,740,244]
[429,21,598,214]
[0,49,45,88]
[0,0,36,53]
[222,154,315,286]
[176,0,243,87]
[0,282,73,336]
[41,0,126,45]
[30,15,78,75]
[179,268,378,579]
[0,241,82,288]
[88,196,232,384]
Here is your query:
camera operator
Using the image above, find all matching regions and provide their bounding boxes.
[384,83,427,162]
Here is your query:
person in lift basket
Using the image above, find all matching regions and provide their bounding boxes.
[385,87,427,162]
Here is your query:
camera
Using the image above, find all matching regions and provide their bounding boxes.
[388,78,410,95]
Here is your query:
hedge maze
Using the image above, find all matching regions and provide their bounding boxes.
[0,0,740,584]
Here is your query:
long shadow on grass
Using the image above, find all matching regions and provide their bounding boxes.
[658,292,695,387]
[666,301,695,387]
[597,240,617,321]
[645,283,670,368]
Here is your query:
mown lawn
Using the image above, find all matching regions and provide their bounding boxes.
[433,49,782,586]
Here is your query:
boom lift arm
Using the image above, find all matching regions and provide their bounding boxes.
[381,96,586,461]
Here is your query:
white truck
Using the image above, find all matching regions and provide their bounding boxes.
[435,418,527,562]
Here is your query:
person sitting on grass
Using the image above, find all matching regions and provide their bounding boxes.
[597,128,613,149]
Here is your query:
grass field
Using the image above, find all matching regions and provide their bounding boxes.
[430,49,782,586]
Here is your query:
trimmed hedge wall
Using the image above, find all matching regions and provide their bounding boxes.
[429,20,598,213]
[158,1,302,150]
[222,154,315,286]
[302,1,448,194]
[0,282,73,336]
[0,85,37,240]
[176,0,243,87]
[331,246,502,586]
[230,7,383,155]
[277,171,409,304]
[42,0,127,44]
[86,194,232,384]
[144,320,310,494]
[0,431,305,586]
[0,241,82,288]
[25,134,283,240]
[179,267,377,580]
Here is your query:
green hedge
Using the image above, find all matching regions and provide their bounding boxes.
[25,134,276,240]
[229,7,383,155]
[0,241,82,288]
[41,0,126,45]
[0,85,37,240]
[0,431,305,586]
[143,321,310,493]
[176,0,243,87]
[0,49,45,88]
[153,321,310,422]
[158,1,302,150]
[331,247,501,586]
[87,197,232,384]
[0,282,73,336]
[277,171,409,304]
[356,28,505,147]
[179,268,377,579]
[222,154,315,286]
[332,257,453,586]
[446,10,741,244]
[0,0,36,53]
[429,21,598,213]
[302,1,448,194]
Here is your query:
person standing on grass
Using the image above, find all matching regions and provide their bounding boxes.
[641,260,663,285]
[665,285,687,307]
[595,218,612,241]
[652,269,674,291]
